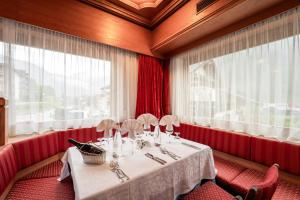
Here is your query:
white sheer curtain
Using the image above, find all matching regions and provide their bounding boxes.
[170,6,300,141]
[0,18,138,136]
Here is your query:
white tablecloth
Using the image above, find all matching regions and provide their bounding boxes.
[61,136,216,200]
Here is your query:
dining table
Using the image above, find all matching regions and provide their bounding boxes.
[59,134,216,200]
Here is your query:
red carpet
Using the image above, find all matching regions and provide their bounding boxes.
[6,177,74,200]
[272,180,300,200]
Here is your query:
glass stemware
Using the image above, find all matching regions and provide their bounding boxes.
[165,129,173,143]
[175,132,181,139]
[143,124,151,137]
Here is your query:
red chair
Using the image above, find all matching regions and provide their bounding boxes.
[183,164,279,200]
[244,164,279,200]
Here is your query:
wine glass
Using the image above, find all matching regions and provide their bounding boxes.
[143,124,151,137]
[165,129,173,143]
[174,132,180,139]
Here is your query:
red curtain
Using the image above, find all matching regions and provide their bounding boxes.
[162,59,170,115]
[135,55,170,119]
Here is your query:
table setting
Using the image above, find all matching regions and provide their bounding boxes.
[59,115,216,200]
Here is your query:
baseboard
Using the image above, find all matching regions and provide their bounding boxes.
[213,150,300,186]
[0,152,65,200]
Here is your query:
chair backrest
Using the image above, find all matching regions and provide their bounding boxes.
[121,119,143,139]
[96,119,117,138]
[137,113,158,129]
[245,164,279,200]
[159,115,180,131]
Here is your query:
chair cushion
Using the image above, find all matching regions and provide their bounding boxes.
[251,136,300,175]
[272,180,300,200]
[12,132,60,169]
[230,169,265,197]
[0,144,19,195]
[58,127,102,151]
[22,160,63,180]
[6,177,74,200]
[214,156,246,185]
[183,181,235,200]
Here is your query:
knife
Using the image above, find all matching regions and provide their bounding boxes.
[145,153,167,165]
[181,142,202,150]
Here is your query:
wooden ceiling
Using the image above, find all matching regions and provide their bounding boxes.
[1,0,300,58]
[81,0,189,29]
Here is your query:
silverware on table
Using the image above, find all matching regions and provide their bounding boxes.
[159,147,181,160]
[181,142,202,150]
[145,153,167,165]
[109,161,130,182]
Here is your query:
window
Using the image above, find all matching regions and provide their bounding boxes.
[189,36,300,139]
[6,44,111,134]
[171,7,300,141]
[0,18,138,136]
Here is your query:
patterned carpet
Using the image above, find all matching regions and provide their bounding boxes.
[6,161,74,200]
[6,177,74,200]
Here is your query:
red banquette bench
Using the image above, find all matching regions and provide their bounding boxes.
[1,124,300,198]
[0,127,103,197]
[176,123,300,176]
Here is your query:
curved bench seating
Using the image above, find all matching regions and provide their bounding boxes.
[213,156,245,186]
[0,127,102,199]
[0,144,18,197]
[251,136,300,175]
[177,123,300,176]
[176,123,252,159]
[1,124,300,199]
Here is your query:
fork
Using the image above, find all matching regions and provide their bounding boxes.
[160,147,181,160]
[109,161,129,182]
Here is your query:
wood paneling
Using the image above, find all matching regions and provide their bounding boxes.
[0,0,155,57]
[1,0,299,58]
[151,0,300,56]
[82,0,188,29]
[0,98,7,146]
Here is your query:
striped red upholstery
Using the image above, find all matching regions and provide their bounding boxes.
[0,144,19,195]
[12,132,60,169]
[251,137,300,175]
[22,160,63,180]
[214,156,246,185]
[178,123,251,159]
[230,169,265,196]
[6,177,74,200]
[58,127,102,151]
[183,181,235,200]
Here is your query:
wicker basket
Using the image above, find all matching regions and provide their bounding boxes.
[78,144,106,165]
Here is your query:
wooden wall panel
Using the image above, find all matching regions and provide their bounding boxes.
[151,0,300,56]
[151,0,242,52]
[0,0,155,57]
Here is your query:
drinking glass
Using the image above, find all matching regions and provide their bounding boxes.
[166,129,173,143]
[175,132,181,139]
